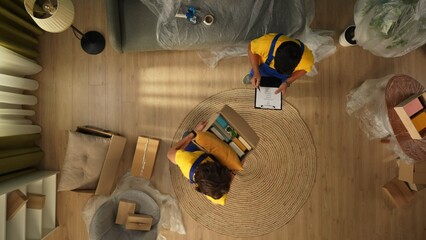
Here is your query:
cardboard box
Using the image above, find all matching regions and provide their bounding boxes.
[394,92,426,139]
[382,177,415,208]
[115,200,136,225]
[202,105,259,160]
[76,126,127,195]
[130,136,160,179]
[26,193,45,209]
[7,189,28,220]
[407,182,426,192]
[125,213,153,231]
[398,160,426,184]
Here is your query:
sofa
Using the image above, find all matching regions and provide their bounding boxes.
[105,0,312,53]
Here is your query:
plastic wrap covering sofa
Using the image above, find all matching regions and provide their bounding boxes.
[105,0,313,53]
[106,0,160,52]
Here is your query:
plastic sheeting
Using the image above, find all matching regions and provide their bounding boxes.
[82,173,186,240]
[354,0,426,58]
[346,75,394,139]
[346,75,416,163]
[88,190,160,240]
[196,28,337,71]
[140,0,336,69]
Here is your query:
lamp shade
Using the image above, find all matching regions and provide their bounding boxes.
[24,0,74,33]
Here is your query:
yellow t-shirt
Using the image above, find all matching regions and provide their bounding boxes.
[175,149,227,205]
[250,33,314,73]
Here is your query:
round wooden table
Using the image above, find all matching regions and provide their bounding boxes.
[385,74,426,162]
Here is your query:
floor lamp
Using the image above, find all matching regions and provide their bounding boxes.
[24,0,105,55]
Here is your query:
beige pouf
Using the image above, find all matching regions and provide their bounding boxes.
[170,88,317,237]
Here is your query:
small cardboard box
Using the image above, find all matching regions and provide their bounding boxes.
[130,136,160,179]
[407,182,426,192]
[115,200,136,225]
[125,213,153,231]
[7,189,28,220]
[398,160,426,184]
[202,105,259,160]
[394,92,426,139]
[76,126,127,195]
[26,193,45,209]
[382,177,415,208]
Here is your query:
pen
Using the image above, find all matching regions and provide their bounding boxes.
[257,78,261,92]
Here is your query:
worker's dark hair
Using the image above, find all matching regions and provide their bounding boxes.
[274,41,303,75]
[194,161,232,200]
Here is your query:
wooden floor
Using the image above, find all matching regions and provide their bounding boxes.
[31,0,426,239]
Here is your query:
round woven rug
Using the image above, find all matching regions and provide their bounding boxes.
[170,88,316,238]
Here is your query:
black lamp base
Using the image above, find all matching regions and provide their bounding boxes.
[81,31,105,55]
[344,25,357,45]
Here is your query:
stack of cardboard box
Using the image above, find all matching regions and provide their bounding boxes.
[399,161,426,191]
[382,92,426,208]
[115,199,153,231]
[394,92,426,139]
[382,160,426,208]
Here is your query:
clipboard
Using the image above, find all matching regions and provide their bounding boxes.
[254,77,283,110]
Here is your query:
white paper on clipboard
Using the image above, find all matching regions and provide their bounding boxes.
[254,87,282,110]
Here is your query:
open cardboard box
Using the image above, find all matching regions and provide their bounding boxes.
[382,177,415,208]
[76,126,127,195]
[201,105,259,162]
[394,92,426,139]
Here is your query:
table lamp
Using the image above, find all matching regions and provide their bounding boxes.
[24,0,105,55]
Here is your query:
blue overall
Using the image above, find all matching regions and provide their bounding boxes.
[250,34,305,83]
[188,153,209,184]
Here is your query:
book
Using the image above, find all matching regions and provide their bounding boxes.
[213,121,232,142]
[216,115,229,129]
[232,137,247,152]
[209,126,225,141]
[229,141,245,158]
[254,77,282,110]
[238,136,252,151]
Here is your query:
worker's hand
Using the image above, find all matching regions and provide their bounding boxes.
[250,73,261,88]
[274,82,288,95]
[194,120,208,131]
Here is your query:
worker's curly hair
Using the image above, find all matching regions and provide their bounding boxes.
[194,161,232,200]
